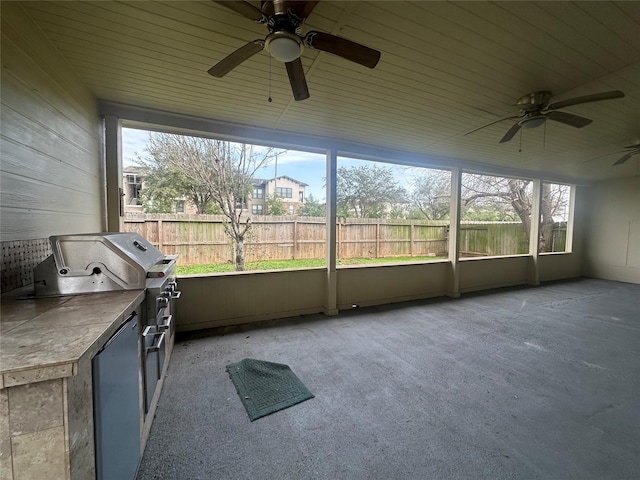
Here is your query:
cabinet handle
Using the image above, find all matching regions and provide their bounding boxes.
[142,325,155,337]
[146,332,166,353]
[158,315,173,331]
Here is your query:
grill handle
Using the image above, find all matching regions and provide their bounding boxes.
[133,239,148,251]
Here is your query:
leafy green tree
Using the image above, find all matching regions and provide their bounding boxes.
[336,164,407,218]
[136,134,214,214]
[138,132,278,270]
[138,165,183,213]
[297,194,325,217]
[265,194,286,215]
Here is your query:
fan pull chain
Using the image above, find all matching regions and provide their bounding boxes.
[519,129,523,153]
[543,121,547,148]
[268,56,273,103]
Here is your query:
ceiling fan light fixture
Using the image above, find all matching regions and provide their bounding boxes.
[520,116,546,129]
[266,32,302,62]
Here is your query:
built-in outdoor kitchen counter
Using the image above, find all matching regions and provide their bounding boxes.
[1,233,180,480]
[0,287,146,480]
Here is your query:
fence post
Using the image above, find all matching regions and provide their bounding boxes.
[293,219,298,260]
[376,221,380,258]
[146,219,155,247]
[336,219,340,260]
[157,219,163,251]
[410,223,414,257]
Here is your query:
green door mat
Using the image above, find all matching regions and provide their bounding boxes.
[226,358,314,421]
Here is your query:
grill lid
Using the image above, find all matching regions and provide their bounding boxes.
[51,233,163,275]
[34,232,169,296]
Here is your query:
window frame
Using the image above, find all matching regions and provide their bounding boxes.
[114,118,577,278]
[276,187,292,199]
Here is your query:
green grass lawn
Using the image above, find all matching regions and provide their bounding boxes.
[177,256,447,275]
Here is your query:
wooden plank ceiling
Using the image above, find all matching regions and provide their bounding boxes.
[20,1,640,183]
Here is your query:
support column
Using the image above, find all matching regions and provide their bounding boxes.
[565,184,577,253]
[104,115,123,232]
[324,148,338,315]
[528,179,542,285]
[448,168,462,297]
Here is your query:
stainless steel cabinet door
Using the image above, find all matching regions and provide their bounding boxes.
[92,313,141,480]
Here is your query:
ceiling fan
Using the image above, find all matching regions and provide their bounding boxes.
[208,0,381,101]
[465,90,625,143]
[612,142,640,166]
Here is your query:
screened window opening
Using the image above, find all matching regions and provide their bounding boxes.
[460,173,533,258]
[121,127,327,273]
[335,157,451,266]
[120,127,575,275]
[539,182,572,253]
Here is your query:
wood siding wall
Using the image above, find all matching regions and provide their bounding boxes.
[583,176,640,284]
[0,2,103,243]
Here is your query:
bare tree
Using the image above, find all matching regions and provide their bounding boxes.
[461,174,569,252]
[141,133,278,270]
[406,169,451,220]
[540,182,570,252]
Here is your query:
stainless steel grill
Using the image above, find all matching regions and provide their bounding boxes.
[33,232,180,415]
[33,232,174,296]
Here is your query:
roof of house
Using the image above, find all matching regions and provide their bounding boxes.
[254,176,309,187]
[123,166,145,175]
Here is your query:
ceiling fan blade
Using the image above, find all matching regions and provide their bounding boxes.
[215,1,264,21]
[208,40,264,77]
[499,123,522,143]
[464,115,521,136]
[287,1,319,19]
[622,142,640,151]
[304,31,380,68]
[546,110,592,128]
[613,151,636,166]
[547,90,625,110]
[285,58,310,101]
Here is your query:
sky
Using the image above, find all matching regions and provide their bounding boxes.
[122,127,417,202]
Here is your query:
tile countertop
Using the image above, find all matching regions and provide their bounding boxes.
[0,286,145,389]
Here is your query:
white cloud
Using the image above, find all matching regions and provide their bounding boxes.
[275,149,325,165]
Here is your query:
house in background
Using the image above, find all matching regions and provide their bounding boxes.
[122,167,194,214]
[124,169,307,216]
[250,175,307,215]
[122,167,143,213]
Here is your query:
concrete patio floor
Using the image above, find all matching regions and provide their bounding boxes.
[137,278,640,480]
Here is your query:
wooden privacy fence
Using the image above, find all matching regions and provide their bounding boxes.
[123,214,564,266]
[459,223,528,257]
[124,214,449,265]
